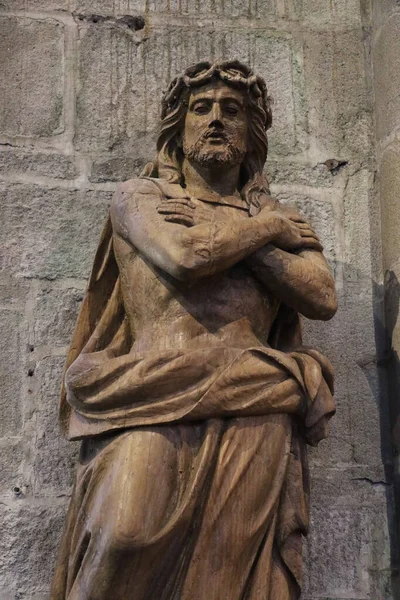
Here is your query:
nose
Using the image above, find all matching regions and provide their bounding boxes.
[210,102,223,126]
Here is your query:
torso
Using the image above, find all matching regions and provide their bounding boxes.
[113,193,280,354]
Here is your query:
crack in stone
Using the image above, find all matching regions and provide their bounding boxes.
[73,13,146,31]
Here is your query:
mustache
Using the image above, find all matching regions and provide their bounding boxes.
[201,129,229,142]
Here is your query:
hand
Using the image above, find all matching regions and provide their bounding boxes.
[157,197,196,227]
[292,219,323,251]
[285,211,323,251]
[263,211,323,251]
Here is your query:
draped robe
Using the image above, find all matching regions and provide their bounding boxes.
[51,209,335,600]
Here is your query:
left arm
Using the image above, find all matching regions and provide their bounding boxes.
[246,244,338,321]
[157,192,338,320]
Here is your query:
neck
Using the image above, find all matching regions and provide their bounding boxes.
[182,158,240,197]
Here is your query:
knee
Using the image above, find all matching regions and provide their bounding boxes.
[107,515,152,553]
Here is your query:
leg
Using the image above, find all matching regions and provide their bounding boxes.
[180,414,292,600]
[62,422,220,600]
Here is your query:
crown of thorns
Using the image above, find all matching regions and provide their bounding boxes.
[161,60,272,130]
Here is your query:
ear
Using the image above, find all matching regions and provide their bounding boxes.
[140,159,158,178]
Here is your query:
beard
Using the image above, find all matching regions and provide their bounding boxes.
[183,132,246,167]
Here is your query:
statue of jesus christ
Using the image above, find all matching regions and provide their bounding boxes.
[51,60,337,600]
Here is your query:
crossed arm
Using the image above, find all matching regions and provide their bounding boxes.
[246,245,337,320]
[111,178,337,321]
[111,178,285,281]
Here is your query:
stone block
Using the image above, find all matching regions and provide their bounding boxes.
[76,23,296,156]
[302,302,351,360]
[0,0,72,9]
[309,464,388,505]
[343,168,375,281]
[373,0,400,30]
[0,500,68,597]
[73,0,146,14]
[374,14,400,142]
[304,502,390,598]
[274,191,337,266]
[73,0,274,17]
[0,184,113,280]
[266,159,340,189]
[0,309,23,437]
[288,0,363,29]
[348,361,387,466]
[338,295,377,363]
[33,281,85,347]
[379,142,400,270]
[303,464,391,600]
[0,274,30,308]
[147,0,275,17]
[90,154,149,182]
[30,356,78,495]
[0,589,15,600]
[303,28,372,160]
[304,299,384,469]
[0,437,24,497]
[0,147,77,180]
[0,17,64,139]
[35,355,65,400]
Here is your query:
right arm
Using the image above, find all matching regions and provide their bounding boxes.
[110,178,293,282]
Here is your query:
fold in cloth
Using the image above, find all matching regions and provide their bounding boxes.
[66,342,335,446]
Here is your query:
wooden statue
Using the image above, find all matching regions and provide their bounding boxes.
[51,60,337,600]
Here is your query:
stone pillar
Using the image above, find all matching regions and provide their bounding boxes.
[373,0,400,583]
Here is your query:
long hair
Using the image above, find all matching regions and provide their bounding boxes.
[141,60,276,211]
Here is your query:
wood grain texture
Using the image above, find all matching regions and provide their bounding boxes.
[51,61,337,600]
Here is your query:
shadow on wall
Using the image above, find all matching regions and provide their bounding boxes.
[300,254,400,599]
[377,270,400,597]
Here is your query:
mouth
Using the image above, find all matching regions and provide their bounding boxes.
[204,130,226,142]
[204,134,226,146]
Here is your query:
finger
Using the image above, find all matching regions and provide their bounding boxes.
[163,210,193,221]
[300,238,324,251]
[159,198,196,209]
[161,213,195,224]
[303,235,320,245]
[302,237,322,247]
[156,181,191,199]
[165,215,194,227]
[299,229,320,241]
[288,214,307,224]
[164,213,193,222]
[158,200,194,208]
[162,198,196,208]
[158,204,194,215]
[298,224,318,237]
[296,222,314,231]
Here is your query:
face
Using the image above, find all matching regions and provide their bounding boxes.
[182,80,248,168]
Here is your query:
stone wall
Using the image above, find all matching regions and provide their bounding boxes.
[0,1,395,598]
[373,5,400,596]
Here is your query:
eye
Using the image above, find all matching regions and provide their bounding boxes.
[224,104,239,116]
[193,103,210,115]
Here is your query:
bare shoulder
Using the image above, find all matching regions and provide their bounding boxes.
[112,178,162,211]
[110,179,165,244]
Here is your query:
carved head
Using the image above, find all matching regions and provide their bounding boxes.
[182,79,249,170]
[147,60,272,194]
